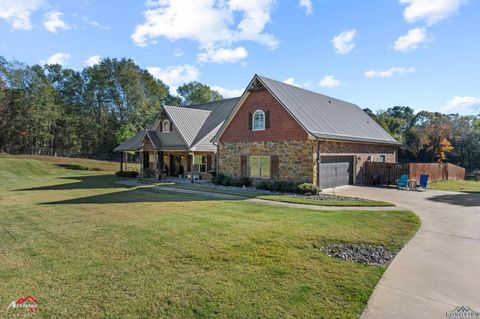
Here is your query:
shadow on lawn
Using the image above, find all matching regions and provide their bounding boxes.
[40,187,219,205]
[15,174,229,204]
[16,175,123,191]
[427,193,480,207]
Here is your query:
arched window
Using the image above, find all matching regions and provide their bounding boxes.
[162,119,170,132]
[253,110,265,131]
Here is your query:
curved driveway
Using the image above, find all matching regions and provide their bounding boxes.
[326,186,480,318]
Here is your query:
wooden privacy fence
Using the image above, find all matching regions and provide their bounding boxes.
[364,162,465,185]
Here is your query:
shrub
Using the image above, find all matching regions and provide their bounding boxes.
[211,173,225,185]
[220,175,232,186]
[233,177,252,187]
[115,170,139,178]
[297,183,320,195]
[212,174,252,187]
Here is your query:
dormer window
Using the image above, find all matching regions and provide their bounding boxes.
[162,119,171,132]
[253,110,265,131]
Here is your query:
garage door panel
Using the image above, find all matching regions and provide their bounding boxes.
[320,156,353,189]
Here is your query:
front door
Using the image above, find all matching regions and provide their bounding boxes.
[169,155,181,176]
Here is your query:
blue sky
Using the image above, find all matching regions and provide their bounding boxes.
[1,0,479,114]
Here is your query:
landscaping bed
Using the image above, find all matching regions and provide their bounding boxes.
[321,243,396,266]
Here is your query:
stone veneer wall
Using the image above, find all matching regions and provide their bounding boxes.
[218,140,397,185]
[218,140,317,184]
[319,141,397,184]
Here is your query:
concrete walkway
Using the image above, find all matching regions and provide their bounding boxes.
[324,186,480,318]
[116,180,403,211]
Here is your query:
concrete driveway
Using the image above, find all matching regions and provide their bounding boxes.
[325,186,480,318]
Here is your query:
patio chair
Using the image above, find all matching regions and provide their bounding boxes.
[397,175,409,190]
[416,174,429,192]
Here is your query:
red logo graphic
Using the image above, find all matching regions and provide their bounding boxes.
[7,295,38,312]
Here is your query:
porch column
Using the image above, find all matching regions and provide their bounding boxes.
[120,152,124,171]
[190,152,195,183]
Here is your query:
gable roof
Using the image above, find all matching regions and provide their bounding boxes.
[114,98,239,152]
[113,130,146,152]
[215,74,400,145]
[163,105,211,146]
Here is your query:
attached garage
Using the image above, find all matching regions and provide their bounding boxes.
[319,156,354,189]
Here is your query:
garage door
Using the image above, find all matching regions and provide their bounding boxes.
[319,156,353,189]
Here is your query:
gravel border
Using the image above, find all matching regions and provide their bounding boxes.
[173,181,368,202]
[321,243,396,266]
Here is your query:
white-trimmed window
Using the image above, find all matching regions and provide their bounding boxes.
[378,155,386,163]
[194,155,207,173]
[253,110,265,131]
[249,156,270,178]
[162,119,170,132]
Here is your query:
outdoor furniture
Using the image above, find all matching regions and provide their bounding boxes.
[408,179,417,189]
[397,175,409,190]
[416,174,429,191]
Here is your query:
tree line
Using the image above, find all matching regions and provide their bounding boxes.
[364,106,480,172]
[0,56,222,159]
[0,56,479,171]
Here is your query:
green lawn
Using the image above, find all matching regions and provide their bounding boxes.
[155,183,394,206]
[0,156,419,318]
[430,179,480,193]
[256,195,394,207]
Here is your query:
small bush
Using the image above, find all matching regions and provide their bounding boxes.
[212,174,252,187]
[115,170,139,178]
[233,177,252,187]
[297,183,320,195]
[220,175,232,186]
[211,173,224,185]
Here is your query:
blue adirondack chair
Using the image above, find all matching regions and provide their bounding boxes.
[417,174,429,191]
[397,175,409,190]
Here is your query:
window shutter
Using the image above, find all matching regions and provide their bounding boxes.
[271,155,279,179]
[207,155,212,171]
[248,113,253,130]
[240,155,248,177]
[265,111,270,129]
[169,121,173,132]
[159,121,163,132]
[187,155,192,171]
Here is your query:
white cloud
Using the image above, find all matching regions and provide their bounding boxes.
[198,46,248,63]
[147,64,200,94]
[84,55,101,67]
[173,48,185,57]
[211,86,243,98]
[394,27,429,52]
[365,67,416,78]
[319,75,341,88]
[332,29,356,54]
[0,0,43,30]
[81,16,110,30]
[299,0,313,15]
[43,11,70,33]
[400,0,466,26]
[283,77,297,85]
[131,0,277,63]
[441,96,480,113]
[41,52,71,66]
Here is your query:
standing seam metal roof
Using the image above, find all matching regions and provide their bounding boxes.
[257,75,400,145]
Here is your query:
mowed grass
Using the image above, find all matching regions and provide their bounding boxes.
[430,179,480,193]
[256,195,394,207]
[0,157,419,318]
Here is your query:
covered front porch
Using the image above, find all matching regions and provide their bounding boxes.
[126,150,215,181]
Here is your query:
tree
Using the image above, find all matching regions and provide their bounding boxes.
[177,81,223,106]
[436,138,454,163]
